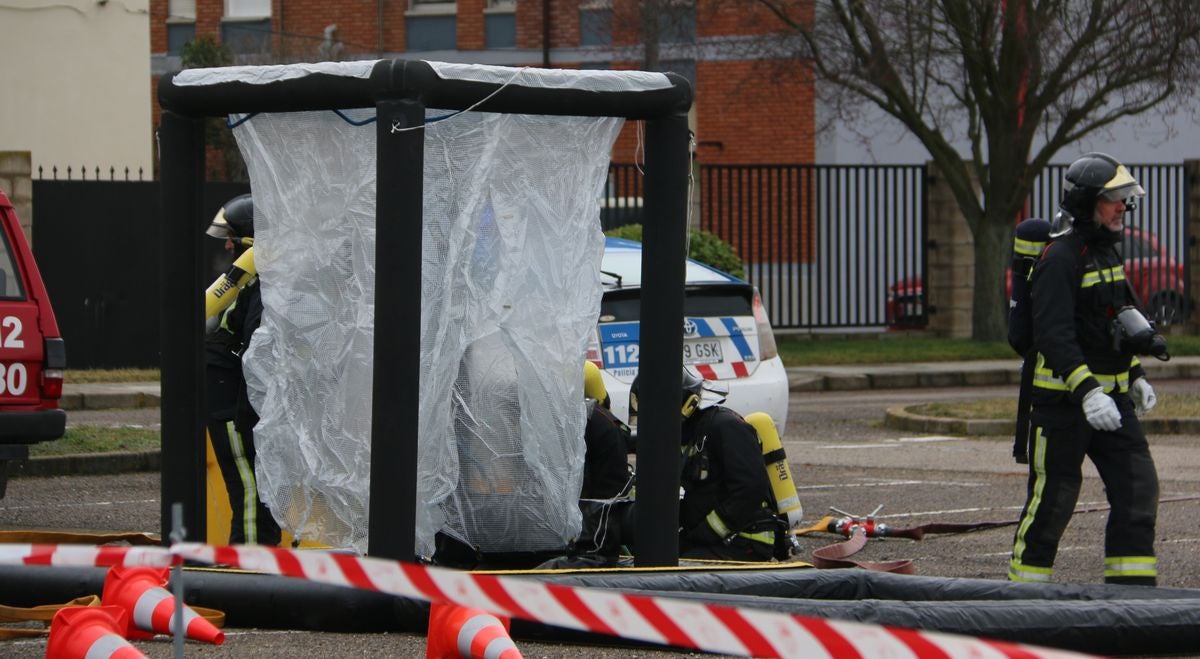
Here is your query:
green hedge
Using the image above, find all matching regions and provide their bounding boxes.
[604,224,746,279]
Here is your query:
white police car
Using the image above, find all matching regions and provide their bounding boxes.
[588,237,789,433]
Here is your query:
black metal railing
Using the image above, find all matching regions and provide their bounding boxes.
[698,164,927,330]
[34,164,149,181]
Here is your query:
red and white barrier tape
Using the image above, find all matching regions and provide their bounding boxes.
[0,542,1090,658]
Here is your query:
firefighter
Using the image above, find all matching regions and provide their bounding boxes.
[1009,153,1160,586]
[631,368,781,562]
[205,194,281,546]
[581,362,633,500]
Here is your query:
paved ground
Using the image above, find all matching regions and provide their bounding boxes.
[4,366,1200,656]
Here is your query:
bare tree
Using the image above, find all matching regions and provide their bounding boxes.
[755,0,1200,340]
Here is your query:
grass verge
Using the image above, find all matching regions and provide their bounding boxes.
[29,426,160,457]
[66,368,159,384]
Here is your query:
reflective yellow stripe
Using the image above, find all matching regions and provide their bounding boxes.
[1064,365,1091,392]
[1032,353,1070,391]
[705,510,731,538]
[1008,559,1053,583]
[1012,426,1047,567]
[1032,354,1128,393]
[1081,265,1126,288]
[1014,237,1045,257]
[1104,556,1157,577]
[1131,356,1142,368]
[737,530,776,546]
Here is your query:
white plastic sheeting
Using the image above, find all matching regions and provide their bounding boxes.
[235,107,623,557]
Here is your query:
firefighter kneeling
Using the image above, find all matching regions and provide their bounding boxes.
[630,369,791,562]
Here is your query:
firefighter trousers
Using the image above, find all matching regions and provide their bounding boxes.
[1009,395,1158,586]
[207,364,281,547]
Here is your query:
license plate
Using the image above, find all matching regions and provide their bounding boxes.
[682,339,723,365]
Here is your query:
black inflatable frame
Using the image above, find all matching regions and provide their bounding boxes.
[156,60,694,565]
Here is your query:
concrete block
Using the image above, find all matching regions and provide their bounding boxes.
[868,372,920,389]
[824,373,870,391]
[0,152,31,177]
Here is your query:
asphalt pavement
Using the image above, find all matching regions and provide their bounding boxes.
[7,361,1200,656]
[30,356,1198,479]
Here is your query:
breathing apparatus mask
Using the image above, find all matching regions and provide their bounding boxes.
[628,368,728,430]
[1112,306,1170,360]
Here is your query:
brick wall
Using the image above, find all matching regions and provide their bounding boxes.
[148,0,816,173]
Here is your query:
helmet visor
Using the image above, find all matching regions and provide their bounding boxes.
[1100,165,1145,202]
[206,210,236,240]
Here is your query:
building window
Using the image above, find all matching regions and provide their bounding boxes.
[406,1,457,51]
[222,19,272,54]
[168,24,197,55]
[580,5,612,47]
[169,0,195,20]
[657,4,696,44]
[485,8,516,48]
[167,0,196,56]
[225,0,270,19]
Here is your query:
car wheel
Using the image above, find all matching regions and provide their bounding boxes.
[1146,291,1187,327]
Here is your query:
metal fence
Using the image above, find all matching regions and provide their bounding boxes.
[699,164,927,330]
[31,178,248,369]
[26,161,1191,368]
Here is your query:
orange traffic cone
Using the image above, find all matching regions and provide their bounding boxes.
[46,605,146,659]
[426,602,522,659]
[100,565,225,645]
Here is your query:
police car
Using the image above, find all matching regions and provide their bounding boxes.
[588,237,789,433]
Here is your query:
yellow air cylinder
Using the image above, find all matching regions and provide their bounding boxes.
[745,412,803,528]
[204,247,256,324]
[583,361,610,409]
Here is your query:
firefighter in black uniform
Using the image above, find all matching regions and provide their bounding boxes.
[1009,153,1161,586]
[205,194,281,546]
[631,369,779,562]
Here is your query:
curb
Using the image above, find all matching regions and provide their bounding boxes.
[884,405,1200,436]
[7,450,160,478]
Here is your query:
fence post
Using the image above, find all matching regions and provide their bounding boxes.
[924,160,974,338]
[1186,160,1200,336]
[0,152,33,244]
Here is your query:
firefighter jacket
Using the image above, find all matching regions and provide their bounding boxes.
[581,404,632,500]
[678,406,777,547]
[1029,230,1146,406]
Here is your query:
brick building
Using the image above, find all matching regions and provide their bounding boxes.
[148,0,814,166]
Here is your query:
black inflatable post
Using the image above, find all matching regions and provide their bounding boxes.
[635,114,690,566]
[157,110,208,543]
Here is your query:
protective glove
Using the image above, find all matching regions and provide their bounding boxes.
[1130,377,1157,416]
[1082,387,1122,431]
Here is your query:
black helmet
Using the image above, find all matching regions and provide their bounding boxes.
[1052,153,1143,236]
[629,368,707,427]
[207,194,254,242]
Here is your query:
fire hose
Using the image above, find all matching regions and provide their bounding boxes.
[794,495,1200,574]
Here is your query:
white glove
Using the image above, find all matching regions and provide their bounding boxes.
[1130,377,1157,416]
[1082,387,1122,431]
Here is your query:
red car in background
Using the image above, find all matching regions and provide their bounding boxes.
[0,188,66,498]
[887,227,1188,330]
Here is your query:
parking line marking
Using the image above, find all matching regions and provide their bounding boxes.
[814,436,964,449]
